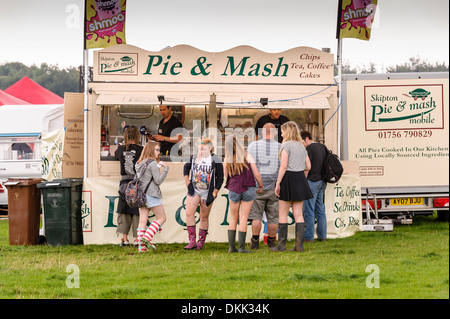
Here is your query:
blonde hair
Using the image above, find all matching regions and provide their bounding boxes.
[224,134,248,177]
[195,137,214,161]
[196,137,214,153]
[281,121,301,143]
[123,126,140,151]
[137,141,160,163]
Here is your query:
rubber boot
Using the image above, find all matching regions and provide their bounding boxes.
[228,229,238,253]
[271,223,287,252]
[238,231,252,253]
[184,226,197,250]
[292,222,305,252]
[196,229,208,250]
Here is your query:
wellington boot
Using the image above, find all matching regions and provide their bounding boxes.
[227,229,238,253]
[271,223,287,252]
[238,231,252,253]
[184,226,197,250]
[292,222,305,252]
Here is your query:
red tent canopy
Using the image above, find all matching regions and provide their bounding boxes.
[0,89,31,106]
[4,76,64,104]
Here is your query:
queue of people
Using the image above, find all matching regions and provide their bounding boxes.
[115,106,328,253]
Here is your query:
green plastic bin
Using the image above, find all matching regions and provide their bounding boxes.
[37,178,83,246]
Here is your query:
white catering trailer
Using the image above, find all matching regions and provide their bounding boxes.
[0,104,64,209]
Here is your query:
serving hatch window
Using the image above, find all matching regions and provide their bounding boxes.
[100,103,323,161]
[100,104,208,159]
[218,108,321,139]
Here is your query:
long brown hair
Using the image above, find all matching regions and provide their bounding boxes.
[137,141,160,164]
[224,134,248,177]
[123,126,140,151]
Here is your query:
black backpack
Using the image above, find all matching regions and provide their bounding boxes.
[322,146,343,183]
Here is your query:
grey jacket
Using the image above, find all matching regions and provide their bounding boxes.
[135,159,169,199]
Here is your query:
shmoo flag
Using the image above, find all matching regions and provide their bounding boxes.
[337,0,378,41]
[85,0,126,49]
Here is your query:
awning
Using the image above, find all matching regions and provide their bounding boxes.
[93,83,336,109]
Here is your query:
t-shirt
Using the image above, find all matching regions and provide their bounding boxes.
[254,114,290,143]
[225,165,256,194]
[192,155,212,192]
[158,115,183,155]
[280,140,308,172]
[247,139,281,190]
[114,144,143,176]
[305,142,327,182]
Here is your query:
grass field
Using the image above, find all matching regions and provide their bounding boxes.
[0,215,448,300]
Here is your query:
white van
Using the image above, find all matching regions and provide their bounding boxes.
[0,104,64,208]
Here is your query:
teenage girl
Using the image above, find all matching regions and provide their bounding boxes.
[135,141,169,251]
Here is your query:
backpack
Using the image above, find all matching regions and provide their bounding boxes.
[125,159,153,208]
[322,146,343,183]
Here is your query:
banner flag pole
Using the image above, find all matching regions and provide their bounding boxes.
[336,0,343,158]
[337,38,342,159]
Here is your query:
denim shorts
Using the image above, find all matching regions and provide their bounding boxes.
[145,195,163,208]
[228,187,256,203]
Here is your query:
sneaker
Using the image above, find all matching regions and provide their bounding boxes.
[141,237,156,250]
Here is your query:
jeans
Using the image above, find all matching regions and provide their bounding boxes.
[303,180,327,240]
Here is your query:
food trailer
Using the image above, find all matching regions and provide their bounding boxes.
[0,104,64,208]
[82,44,355,244]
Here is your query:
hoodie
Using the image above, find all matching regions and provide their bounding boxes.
[135,159,169,199]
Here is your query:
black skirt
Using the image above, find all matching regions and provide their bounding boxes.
[279,170,313,202]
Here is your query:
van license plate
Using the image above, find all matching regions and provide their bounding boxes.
[391,198,423,206]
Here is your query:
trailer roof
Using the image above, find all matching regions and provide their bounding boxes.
[0,104,64,136]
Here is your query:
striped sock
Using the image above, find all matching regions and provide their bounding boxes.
[142,221,161,249]
[137,228,148,252]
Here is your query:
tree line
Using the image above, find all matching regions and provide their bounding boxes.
[0,57,448,98]
[0,62,81,98]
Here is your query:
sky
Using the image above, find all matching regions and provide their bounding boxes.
[0,0,448,72]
